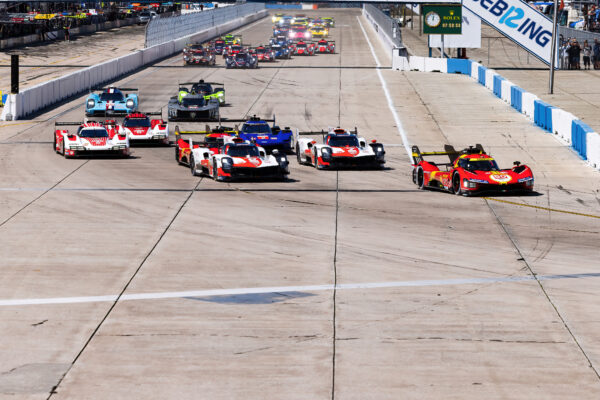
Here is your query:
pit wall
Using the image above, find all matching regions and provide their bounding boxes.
[0,9,267,121]
[392,55,600,172]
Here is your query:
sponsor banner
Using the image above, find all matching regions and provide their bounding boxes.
[464,0,555,64]
[429,7,481,48]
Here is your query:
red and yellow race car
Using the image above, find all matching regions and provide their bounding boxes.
[411,144,534,196]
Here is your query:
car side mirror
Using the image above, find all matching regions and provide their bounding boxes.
[513,161,521,166]
[272,149,280,155]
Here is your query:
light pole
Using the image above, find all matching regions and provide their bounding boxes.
[549,0,559,94]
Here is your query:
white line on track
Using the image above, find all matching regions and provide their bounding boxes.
[1,272,599,307]
[356,16,412,160]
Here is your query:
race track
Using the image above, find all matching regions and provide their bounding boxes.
[1,9,600,399]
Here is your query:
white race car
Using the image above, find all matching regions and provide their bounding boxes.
[118,112,169,144]
[54,121,130,158]
[178,130,289,181]
[296,127,385,169]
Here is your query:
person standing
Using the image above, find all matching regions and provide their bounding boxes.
[583,40,592,69]
[571,40,581,70]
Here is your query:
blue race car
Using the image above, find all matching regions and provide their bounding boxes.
[85,87,138,116]
[271,44,291,59]
[237,115,294,153]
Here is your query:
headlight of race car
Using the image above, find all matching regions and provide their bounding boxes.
[470,178,488,184]
[518,176,534,186]
[126,99,135,109]
[87,99,95,109]
[321,147,332,160]
[221,157,234,172]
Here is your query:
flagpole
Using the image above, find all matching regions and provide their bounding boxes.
[549,0,559,94]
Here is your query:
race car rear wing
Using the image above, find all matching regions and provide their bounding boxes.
[412,144,485,165]
[90,87,138,92]
[179,81,224,87]
[296,127,358,140]
[55,121,104,126]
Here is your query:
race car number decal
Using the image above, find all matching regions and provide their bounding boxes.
[489,173,512,183]
[347,147,359,156]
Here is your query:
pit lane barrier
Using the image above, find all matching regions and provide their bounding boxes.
[0,4,267,122]
[390,53,600,171]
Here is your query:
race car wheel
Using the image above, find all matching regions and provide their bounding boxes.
[53,135,57,153]
[190,155,198,176]
[452,173,463,195]
[61,141,66,158]
[296,144,303,165]
[314,153,321,169]
[416,167,425,189]
[212,158,218,180]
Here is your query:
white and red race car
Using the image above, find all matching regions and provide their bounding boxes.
[296,127,385,169]
[118,112,169,144]
[293,41,315,56]
[175,127,290,181]
[316,39,335,54]
[54,121,130,158]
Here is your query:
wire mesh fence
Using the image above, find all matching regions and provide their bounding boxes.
[363,3,402,47]
[145,3,265,48]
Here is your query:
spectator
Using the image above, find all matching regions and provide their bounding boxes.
[583,40,592,69]
[594,39,600,69]
[568,39,581,69]
[63,20,70,41]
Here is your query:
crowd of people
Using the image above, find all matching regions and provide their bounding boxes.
[560,37,600,69]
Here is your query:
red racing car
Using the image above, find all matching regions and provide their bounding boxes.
[411,144,534,196]
[316,39,335,54]
[293,41,314,56]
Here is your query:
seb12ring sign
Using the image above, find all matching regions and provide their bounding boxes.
[423,4,462,34]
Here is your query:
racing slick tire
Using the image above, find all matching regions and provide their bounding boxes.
[296,144,303,165]
[415,167,425,189]
[212,158,219,181]
[452,172,463,196]
[190,155,198,176]
[61,141,68,158]
[53,134,57,153]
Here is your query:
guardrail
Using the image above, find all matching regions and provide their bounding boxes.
[391,55,600,171]
[362,3,402,51]
[0,9,267,121]
[146,3,265,48]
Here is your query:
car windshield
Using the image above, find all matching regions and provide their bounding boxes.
[227,145,260,157]
[190,47,204,53]
[192,84,211,94]
[124,117,150,127]
[215,41,224,46]
[182,97,205,107]
[272,45,282,51]
[328,135,359,147]
[235,54,247,60]
[297,43,307,48]
[232,46,242,51]
[242,123,271,134]
[458,158,499,172]
[78,128,109,138]
[99,92,124,102]
[140,12,150,16]
[318,40,327,44]
[313,28,323,31]
[256,48,265,53]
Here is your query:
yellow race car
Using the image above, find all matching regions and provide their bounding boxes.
[272,13,284,24]
[310,26,329,38]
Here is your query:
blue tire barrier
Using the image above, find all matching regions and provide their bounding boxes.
[493,75,504,98]
[478,66,486,86]
[534,100,554,132]
[510,86,523,112]
[447,59,472,75]
[571,120,592,160]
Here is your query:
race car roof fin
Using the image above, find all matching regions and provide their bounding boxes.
[55,121,85,126]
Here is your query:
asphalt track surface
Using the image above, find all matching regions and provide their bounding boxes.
[1,9,600,399]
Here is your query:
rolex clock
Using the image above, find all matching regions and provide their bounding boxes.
[425,11,441,28]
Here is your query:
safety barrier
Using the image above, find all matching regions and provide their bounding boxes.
[146,3,265,47]
[0,9,267,121]
[391,54,600,171]
[362,3,402,55]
